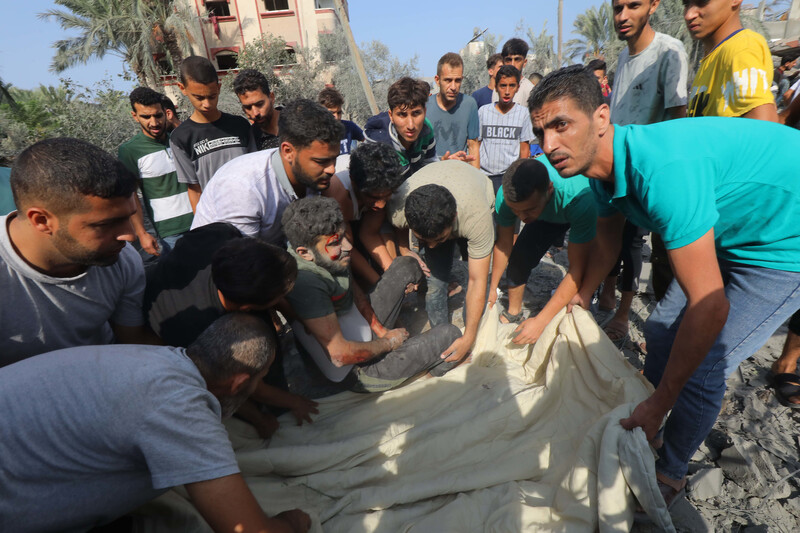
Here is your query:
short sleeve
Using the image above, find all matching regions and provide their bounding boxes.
[464,208,495,259]
[563,189,597,243]
[286,273,336,320]
[477,108,486,141]
[117,146,139,177]
[351,122,365,142]
[520,109,535,143]
[192,177,263,238]
[467,98,480,140]
[139,383,239,489]
[494,186,518,227]
[661,44,688,109]
[169,136,197,185]
[110,245,146,327]
[726,42,774,116]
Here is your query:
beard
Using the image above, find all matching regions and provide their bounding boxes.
[311,248,350,276]
[218,387,253,420]
[291,159,330,191]
[52,229,122,267]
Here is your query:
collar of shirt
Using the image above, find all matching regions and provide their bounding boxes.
[270,148,298,200]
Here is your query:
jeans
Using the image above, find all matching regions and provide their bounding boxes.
[643,259,800,480]
[507,220,570,287]
[421,239,464,327]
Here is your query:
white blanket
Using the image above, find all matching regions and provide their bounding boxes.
[134,306,675,532]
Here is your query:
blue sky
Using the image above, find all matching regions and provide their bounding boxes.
[0,0,603,91]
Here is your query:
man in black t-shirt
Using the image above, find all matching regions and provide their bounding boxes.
[170,57,255,212]
[144,222,318,437]
[234,69,282,151]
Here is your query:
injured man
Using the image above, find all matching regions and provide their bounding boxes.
[282,196,462,392]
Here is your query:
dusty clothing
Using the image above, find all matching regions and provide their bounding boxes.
[0,214,144,367]
[388,160,496,259]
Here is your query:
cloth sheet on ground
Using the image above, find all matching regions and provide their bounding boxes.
[131,306,675,532]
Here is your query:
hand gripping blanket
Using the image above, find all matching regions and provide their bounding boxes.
[134,306,675,532]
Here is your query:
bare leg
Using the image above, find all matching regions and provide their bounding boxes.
[772,331,800,375]
[499,284,526,323]
[599,275,617,311]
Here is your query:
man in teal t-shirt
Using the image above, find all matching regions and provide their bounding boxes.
[488,157,597,345]
[0,167,14,215]
[118,87,193,260]
[529,66,800,503]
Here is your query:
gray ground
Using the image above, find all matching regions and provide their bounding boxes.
[283,237,800,531]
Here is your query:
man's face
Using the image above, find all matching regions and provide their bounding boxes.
[435,64,464,105]
[496,76,519,104]
[613,0,658,41]
[218,363,271,419]
[311,230,352,275]
[179,79,221,115]
[387,105,426,148]
[684,0,739,41]
[357,189,393,212]
[288,140,339,191]
[131,103,167,141]
[325,105,343,121]
[503,54,527,72]
[238,88,275,126]
[52,195,137,267]
[593,69,608,86]
[412,226,453,249]
[530,97,601,178]
[506,187,552,224]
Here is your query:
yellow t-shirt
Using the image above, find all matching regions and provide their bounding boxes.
[687,29,773,117]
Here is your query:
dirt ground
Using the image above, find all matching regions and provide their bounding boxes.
[283,237,800,531]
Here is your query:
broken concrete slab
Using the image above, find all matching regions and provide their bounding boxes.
[689,468,724,501]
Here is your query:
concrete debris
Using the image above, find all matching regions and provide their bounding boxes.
[688,468,724,500]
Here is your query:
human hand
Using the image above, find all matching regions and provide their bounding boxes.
[384,328,409,350]
[405,250,430,277]
[442,150,476,163]
[138,232,160,256]
[488,287,500,308]
[619,395,670,441]
[288,395,319,426]
[512,316,546,345]
[276,509,312,533]
[405,282,419,294]
[567,291,591,313]
[440,335,473,362]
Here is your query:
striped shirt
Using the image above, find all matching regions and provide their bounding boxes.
[478,103,534,176]
[118,132,193,238]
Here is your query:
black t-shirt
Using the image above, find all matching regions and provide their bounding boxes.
[252,123,280,151]
[144,223,243,347]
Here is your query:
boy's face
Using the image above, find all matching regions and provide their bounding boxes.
[387,104,426,148]
[496,76,519,104]
[503,54,527,73]
[325,105,343,121]
[179,79,221,115]
[488,59,504,79]
[684,0,741,41]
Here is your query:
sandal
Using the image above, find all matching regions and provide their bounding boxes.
[767,373,800,408]
[634,479,686,523]
[500,309,524,324]
[603,320,629,349]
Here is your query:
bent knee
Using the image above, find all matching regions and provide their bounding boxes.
[392,255,422,281]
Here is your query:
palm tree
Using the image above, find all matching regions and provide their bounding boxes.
[0,77,15,108]
[565,3,621,64]
[40,0,197,87]
[527,22,558,74]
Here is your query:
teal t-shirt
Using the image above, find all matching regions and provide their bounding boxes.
[495,157,597,244]
[0,168,14,216]
[592,118,800,272]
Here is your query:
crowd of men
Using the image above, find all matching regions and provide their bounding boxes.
[2,0,800,530]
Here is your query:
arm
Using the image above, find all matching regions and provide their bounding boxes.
[250,381,318,426]
[667,105,687,120]
[186,473,310,533]
[131,193,160,256]
[571,213,626,308]
[359,208,394,272]
[467,139,480,169]
[352,281,388,338]
[395,226,430,277]
[742,102,778,122]
[300,312,406,367]
[779,94,800,125]
[441,254,491,362]
[519,141,530,160]
[621,229,729,439]
[112,323,163,345]
[512,240,592,344]
[488,224,514,306]
[187,184,202,213]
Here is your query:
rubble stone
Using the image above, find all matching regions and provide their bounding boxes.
[689,468,723,501]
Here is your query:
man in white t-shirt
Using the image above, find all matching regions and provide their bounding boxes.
[191,99,343,246]
[598,0,689,347]
[478,65,535,192]
[491,38,535,107]
[1,138,157,367]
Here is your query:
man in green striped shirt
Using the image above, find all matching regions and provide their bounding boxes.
[118,88,194,258]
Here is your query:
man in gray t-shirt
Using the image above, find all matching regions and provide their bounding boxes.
[0,138,157,367]
[0,314,310,533]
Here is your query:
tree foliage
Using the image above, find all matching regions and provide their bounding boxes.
[527,22,560,75]
[461,29,504,95]
[40,0,198,87]
[566,3,625,70]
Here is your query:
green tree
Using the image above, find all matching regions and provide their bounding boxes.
[565,3,624,70]
[461,29,503,96]
[40,0,197,87]
[527,22,559,75]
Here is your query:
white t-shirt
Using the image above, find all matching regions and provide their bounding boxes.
[192,148,312,246]
[610,32,689,126]
[478,103,535,176]
[0,214,145,367]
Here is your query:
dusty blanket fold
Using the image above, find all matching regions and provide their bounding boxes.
[134,306,675,532]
